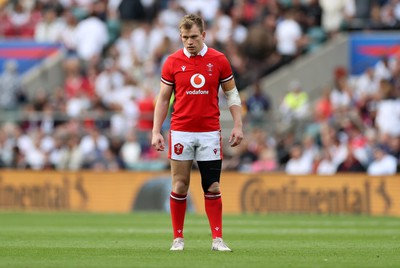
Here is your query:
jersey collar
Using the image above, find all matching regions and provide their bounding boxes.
[183,44,208,58]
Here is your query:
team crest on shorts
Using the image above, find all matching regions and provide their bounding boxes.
[174,143,184,155]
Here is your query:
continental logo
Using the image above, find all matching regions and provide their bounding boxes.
[240,178,392,215]
[0,176,88,210]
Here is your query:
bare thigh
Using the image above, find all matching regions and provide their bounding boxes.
[170,159,193,194]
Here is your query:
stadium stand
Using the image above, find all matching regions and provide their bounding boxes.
[0,0,399,174]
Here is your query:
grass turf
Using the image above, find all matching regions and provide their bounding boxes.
[0,212,399,268]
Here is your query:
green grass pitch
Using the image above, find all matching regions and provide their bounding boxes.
[0,212,399,268]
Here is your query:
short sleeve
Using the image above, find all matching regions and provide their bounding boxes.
[161,56,175,86]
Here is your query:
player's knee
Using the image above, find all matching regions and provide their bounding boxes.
[197,160,221,193]
[172,180,189,195]
[207,182,220,193]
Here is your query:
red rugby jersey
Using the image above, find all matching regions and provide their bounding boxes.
[161,45,234,132]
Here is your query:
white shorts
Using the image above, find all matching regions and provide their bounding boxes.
[169,130,223,161]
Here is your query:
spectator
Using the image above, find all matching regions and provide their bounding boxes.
[24,134,47,170]
[320,126,348,166]
[336,146,366,173]
[285,143,313,175]
[120,131,142,169]
[113,23,136,72]
[304,0,322,28]
[0,128,12,168]
[9,146,29,169]
[313,86,333,122]
[275,8,306,66]
[330,74,353,114]
[0,60,25,110]
[65,90,91,118]
[177,0,220,24]
[59,8,79,56]
[319,0,355,36]
[94,58,125,105]
[34,6,64,42]
[107,73,141,137]
[74,10,109,63]
[244,80,271,129]
[92,148,121,171]
[279,80,310,139]
[130,21,166,66]
[239,16,275,81]
[374,56,393,84]
[387,135,400,161]
[57,134,84,170]
[276,132,296,167]
[158,0,185,45]
[136,87,155,150]
[250,144,278,173]
[79,127,109,167]
[2,0,36,38]
[280,80,310,122]
[315,148,337,175]
[353,67,379,103]
[374,81,400,138]
[367,145,398,175]
[302,134,320,165]
[48,133,66,169]
[380,0,400,29]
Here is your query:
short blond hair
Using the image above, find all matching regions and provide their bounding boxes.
[179,14,204,33]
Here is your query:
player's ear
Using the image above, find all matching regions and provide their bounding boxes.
[202,31,206,40]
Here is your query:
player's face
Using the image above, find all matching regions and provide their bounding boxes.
[180,25,205,56]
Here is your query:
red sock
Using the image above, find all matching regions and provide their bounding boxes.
[204,192,222,239]
[170,191,187,239]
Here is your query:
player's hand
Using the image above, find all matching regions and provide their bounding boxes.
[229,126,243,147]
[152,133,165,151]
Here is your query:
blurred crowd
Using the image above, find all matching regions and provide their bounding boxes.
[230,57,400,176]
[0,0,399,174]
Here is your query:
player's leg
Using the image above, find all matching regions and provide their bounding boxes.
[195,130,231,251]
[170,160,192,234]
[169,159,192,250]
[169,130,195,250]
[197,160,223,238]
[197,160,232,251]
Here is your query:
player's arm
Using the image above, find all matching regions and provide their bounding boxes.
[152,82,173,151]
[221,79,243,147]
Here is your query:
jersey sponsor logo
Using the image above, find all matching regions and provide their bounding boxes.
[186,89,209,95]
[190,73,206,88]
[174,143,184,155]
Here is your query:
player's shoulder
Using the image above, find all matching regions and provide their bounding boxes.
[168,49,185,60]
[163,49,185,69]
[206,47,226,57]
[205,48,230,64]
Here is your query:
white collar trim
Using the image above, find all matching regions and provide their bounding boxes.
[183,44,208,58]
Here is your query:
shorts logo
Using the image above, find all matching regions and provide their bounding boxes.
[213,149,217,155]
[174,143,184,155]
[190,74,205,88]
